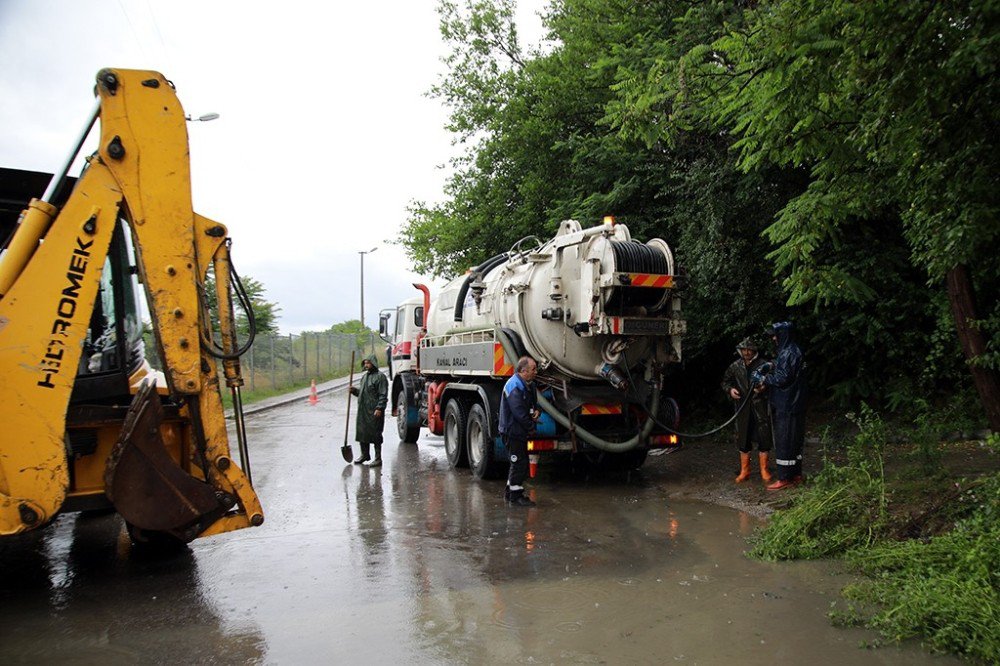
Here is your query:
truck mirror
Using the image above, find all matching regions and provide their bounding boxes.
[378,312,390,337]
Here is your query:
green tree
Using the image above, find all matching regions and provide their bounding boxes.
[203,272,281,339]
[406,0,799,396]
[328,319,376,350]
[653,0,1000,427]
[407,0,996,418]
[404,0,549,276]
[234,276,280,337]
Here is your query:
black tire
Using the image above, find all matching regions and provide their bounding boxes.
[443,399,469,468]
[467,402,503,480]
[396,390,420,443]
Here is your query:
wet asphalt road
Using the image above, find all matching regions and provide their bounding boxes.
[0,389,960,665]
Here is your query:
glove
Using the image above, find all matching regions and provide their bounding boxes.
[349,386,359,396]
[750,362,773,387]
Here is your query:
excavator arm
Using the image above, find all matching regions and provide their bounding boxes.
[0,68,262,541]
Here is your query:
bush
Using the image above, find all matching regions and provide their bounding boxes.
[750,406,888,560]
[750,405,1000,661]
[844,475,1000,663]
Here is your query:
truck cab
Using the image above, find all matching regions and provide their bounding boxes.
[380,294,425,378]
[380,292,428,443]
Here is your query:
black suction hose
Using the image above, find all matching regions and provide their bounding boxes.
[496,327,756,449]
[646,388,756,439]
[495,327,657,453]
[454,253,508,322]
[619,348,760,439]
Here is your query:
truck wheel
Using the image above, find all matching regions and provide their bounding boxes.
[467,403,503,480]
[443,399,469,468]
[396,391,420,443]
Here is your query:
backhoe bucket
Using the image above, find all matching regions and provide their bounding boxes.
[105,380,226,541]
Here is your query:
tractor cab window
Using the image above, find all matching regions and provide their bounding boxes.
[81,254,118,374]
[75,219,145,389]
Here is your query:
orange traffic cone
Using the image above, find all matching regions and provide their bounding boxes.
[307,379,319,405]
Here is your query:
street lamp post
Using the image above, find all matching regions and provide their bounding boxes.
[185,112,220,122]
[359,246,378,327]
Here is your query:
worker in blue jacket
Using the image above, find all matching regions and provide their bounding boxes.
[756,321,807,490]
[499,356,540,507]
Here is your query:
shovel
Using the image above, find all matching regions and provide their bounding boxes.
[341,350,356,463]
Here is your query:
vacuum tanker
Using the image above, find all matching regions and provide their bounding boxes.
[381,218,685,479]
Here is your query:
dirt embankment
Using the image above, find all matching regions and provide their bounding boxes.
[653,431,792,518]
[653,414,998,522]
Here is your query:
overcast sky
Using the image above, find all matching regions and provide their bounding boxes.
[0,1,545,334]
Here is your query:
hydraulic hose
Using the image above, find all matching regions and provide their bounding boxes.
[643,388,754,439]
[495,327,656,453]
[202,241,256,361]
[619,349,758,440]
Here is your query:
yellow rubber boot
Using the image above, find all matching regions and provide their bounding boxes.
[735,452,752,483]
[759,452,773,483]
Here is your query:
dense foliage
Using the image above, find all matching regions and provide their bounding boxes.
[750,409,1000,662]
[402,0,999,422]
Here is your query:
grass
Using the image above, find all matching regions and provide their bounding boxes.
[843,486,1000,662]
[750,407,890,560]
[219,368,352,409]
[750,408,1000,663]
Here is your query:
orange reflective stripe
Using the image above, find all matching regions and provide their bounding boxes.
[493,343,514,376]
[627,273,674,288]
[580,404,623,415]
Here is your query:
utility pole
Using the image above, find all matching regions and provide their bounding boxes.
[358,246,378,327]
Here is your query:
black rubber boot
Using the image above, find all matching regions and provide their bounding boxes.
[365,444,382,467]
[508,489,536,507]
[354,443,370,465]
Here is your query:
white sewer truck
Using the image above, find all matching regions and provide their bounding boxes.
[380,218,686,479]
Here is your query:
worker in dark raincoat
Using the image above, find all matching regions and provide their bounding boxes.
[756,321,807,490]
[721,336,773,484]
[499,356,539,507]
[349,354,389,467]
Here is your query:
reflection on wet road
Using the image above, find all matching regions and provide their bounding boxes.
[0,391,959,664]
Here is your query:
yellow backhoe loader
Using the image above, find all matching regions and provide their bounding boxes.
[0,68,263,545]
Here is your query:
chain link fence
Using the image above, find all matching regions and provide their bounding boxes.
[240,331,383,393]
[144,329,383,399]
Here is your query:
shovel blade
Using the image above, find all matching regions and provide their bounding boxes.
[341,444,353,463]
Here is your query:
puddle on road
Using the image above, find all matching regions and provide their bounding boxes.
[215,420,958,665]
[0,402,961,665]
[337,445,953,666]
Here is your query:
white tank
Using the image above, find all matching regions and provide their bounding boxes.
[425,219,682,381]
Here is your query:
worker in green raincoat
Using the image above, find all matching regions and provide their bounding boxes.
[721,337,774,484]
[349,354,389,466]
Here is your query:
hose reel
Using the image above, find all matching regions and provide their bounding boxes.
[606,240,674,314]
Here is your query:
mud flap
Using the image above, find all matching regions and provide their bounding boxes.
[104,380,223,541]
